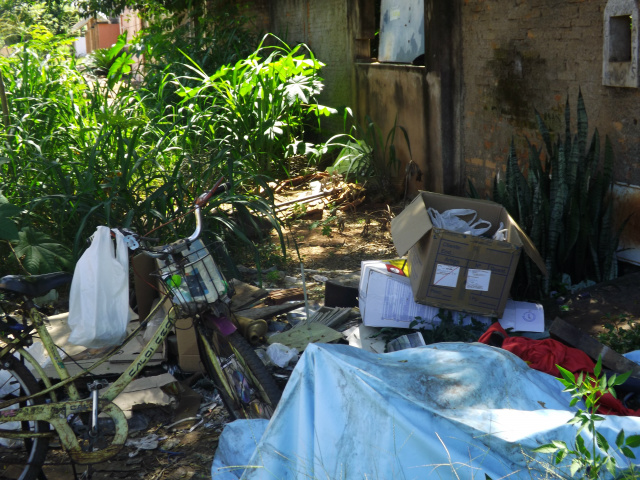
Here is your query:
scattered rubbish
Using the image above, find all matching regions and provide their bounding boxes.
[212,342,640,480]
[311,274,328,283]
[234,301,305,320]
[306,306,352,329]
[427,207,492,236]
[229,278,268,311]
[126,433,161,457]
[267,322,343,352]
[549,318,640,378]
[390,191,546,317]
[359,259,544,333]
[166,416,201,430]
[266,343,299,368]
[236,315,268,345]
[387,332,426,352]
[343,324,387,353]
[112,373,178,417]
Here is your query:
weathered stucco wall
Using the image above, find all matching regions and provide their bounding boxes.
[267,0,352,135]
[355,64,432,193]
[461,0,640,196]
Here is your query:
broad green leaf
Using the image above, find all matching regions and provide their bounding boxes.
[557,364,576,384]
[569,459,582,476]
[617,429,626,448]
[626,435,640,448]
[0,203,22,218]
[621,447,636,459]
[596,431,610,451]
[12,227,73,274]
[533,444,559,454]
[108,33,128,60]
[0,218,19,241]
[613,370,631,386]
[605,456,617,477]
[594,356,602,378]
[555,449,567,464]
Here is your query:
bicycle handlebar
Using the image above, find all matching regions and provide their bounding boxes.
[144,177,229,257]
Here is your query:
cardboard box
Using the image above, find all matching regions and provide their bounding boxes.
[359,260,487,329]
[359,260,545,332]
[174,317,205,373]
[391,192,545,317]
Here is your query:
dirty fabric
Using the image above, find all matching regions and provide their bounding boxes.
[212,342,640,479]
[479,322,640,416]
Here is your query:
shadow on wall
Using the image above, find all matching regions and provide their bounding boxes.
[487,42,548,124]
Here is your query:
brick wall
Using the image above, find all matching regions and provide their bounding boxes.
[461,0,640,196]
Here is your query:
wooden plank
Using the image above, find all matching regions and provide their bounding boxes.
[234,302,305,320]
[264,288,304,305]
[229,279,268,312]
[549,317,640,378]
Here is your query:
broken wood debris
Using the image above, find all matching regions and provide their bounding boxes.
[274,173,366,222]
[549,317,640,379]
[264,288,304,305]
[234,301,305,320]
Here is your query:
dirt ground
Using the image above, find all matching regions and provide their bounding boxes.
[22,188,640,480]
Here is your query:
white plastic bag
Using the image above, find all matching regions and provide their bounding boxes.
[266,343,299,368]
[427,208,492,236]
[67,226,130,348]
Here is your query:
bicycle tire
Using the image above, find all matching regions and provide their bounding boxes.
[0,355,49,480]
[197,327,281,420]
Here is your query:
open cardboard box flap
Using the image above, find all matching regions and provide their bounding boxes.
[391,192,546,275]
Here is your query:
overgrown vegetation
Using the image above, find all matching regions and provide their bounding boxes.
[474,92,625,300]
[0,0,78,46]
[0,21,337,275]
[598,315,640,354]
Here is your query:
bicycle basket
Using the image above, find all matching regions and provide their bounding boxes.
[155,239,233,316]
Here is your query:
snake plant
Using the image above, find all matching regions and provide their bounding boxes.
[491,91,626,299]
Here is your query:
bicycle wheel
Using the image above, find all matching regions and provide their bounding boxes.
[0,355,49,480]
[198,326,281,420]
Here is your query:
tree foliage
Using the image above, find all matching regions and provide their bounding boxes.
[1,0,78,45]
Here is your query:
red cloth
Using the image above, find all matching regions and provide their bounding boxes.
[478,322,640,416]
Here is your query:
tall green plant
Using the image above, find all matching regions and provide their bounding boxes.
[174,34,335,178]
[534,358,640,478]
[0,28,297,275]
[490,92,624,298]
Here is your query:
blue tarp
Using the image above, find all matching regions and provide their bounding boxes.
[212,342,640,479]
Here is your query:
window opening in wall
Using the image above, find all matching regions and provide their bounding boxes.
[378,0,425,64]
[609,15,632,62]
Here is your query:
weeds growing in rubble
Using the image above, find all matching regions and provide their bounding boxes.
[598,314,640,354]
[533,357,640,479]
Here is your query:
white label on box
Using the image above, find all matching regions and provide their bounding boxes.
[390,9,401,20]
[432,264,460,288]
[465,269,491,291]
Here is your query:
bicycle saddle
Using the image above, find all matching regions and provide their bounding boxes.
[0,272,73,297]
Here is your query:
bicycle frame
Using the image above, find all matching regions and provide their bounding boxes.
[0,292,178,464]
[0,177,242,465]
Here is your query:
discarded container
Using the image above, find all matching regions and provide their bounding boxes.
[387,332,426,352]
[359,260,545,332]
[391,191,545,317]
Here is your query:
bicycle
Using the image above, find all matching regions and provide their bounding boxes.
[0,178,282,480]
